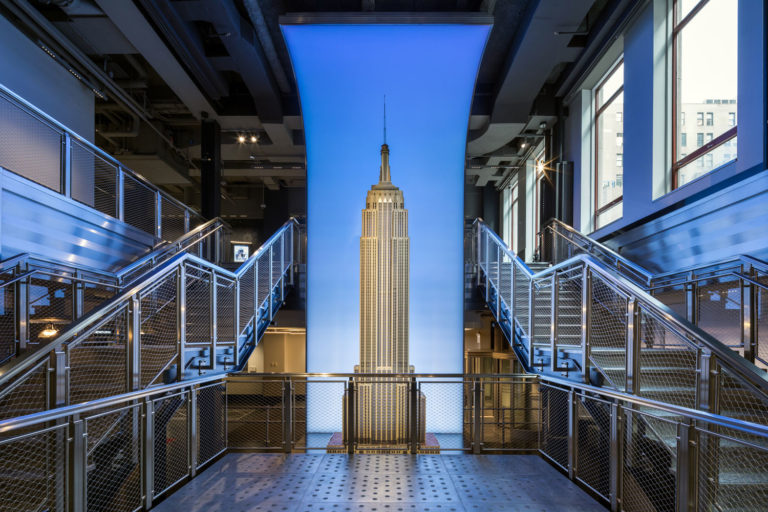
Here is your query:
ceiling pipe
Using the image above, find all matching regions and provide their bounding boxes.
[4,0,198,168]
[242,0,291,94]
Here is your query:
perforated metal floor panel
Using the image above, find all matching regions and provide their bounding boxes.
[151,454,606,512]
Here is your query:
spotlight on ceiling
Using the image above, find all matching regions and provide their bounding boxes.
[39,323,59,338]
[250,135,258,143]
[520,141,527,149]
[237,135,246,143]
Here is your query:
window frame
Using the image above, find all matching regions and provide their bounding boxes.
[593,58,625,226]
[671,0,737,189]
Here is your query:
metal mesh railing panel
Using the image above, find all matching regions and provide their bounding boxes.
[226,379,284,449]
[514,263,530,334]
[272,237,283,287]
[257,256,271,311]
[758,272,768,367]
[239,265,255,334]
[532,279,552,348]
[83,282,117,315]
[185,266,211,344]
[0,359,48,423]
[297,380,345,450]
[650,284,687,319]
[557,269,583,348]
[575,395,610,500]
[638,309,698,409]
[0,95,62,192]
[71,141,118,218]
[122,174,156,235]
[622,411,677,512]
[416,380,464,452]
[28,275,73,343]
[479,379,540,451]
[697,426,768,511]
[717,366,768,427]
[216,276,236,341]
[161,197,186,242]
[0,424,67,512]
[589,274,628,391]
[197,383,226,467]
[85,406,142,512]
[0,275,16,364]
[69,309,128,404]
[540,384,569,469]
[697,276,743,350]
[140,273,178,387]
[498,253,513,311]
[153,392,190,497]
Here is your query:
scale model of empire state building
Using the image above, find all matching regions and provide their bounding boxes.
[342,128,428,452]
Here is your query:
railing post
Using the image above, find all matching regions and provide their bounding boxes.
[268,246,274,321]
[609,402,622,512]
[214,228,221,265]
[16,263,29,352]
[582,268,592,384]
[184,209,190,234]
[741,268,756,363]
[155,191,163,240]
[476,226,482,287]
[282,378,293,453]
[626,300,640,394]
[128,295,141,391]
[411,377,420,454]
[142,397,155,510]
[281,233,286,303]
[696,350,719,413]
[289,224,295,287]
[472,379,482,454]
[495,246,501,320]
[346,379,356,454]
[550,272,559,373]
[177,265,186,380]
[485,234,490,304]
[676,418,697,512]
[567,390,576,480]
[50,349,67,408]
[117,168,125,222]
[69,417,85,512]
[528,280,535,369]
[73,270,84,320]
[210,271,217,370]
[189,386,198,477]
[685,272,697,325]
[510,256,515,320]
[62,132,72,198]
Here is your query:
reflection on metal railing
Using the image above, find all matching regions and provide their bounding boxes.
[1,370,767,511]
[0,84,205,239]
[544,219,768,368]
[474,220,768,434]
[0,219,302,422]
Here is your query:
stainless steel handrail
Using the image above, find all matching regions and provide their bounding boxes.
[476,220,768,398]
[544,218,654,286]
[0,217,299,392]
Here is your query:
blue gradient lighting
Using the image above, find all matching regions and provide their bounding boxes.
[283,24,489,434]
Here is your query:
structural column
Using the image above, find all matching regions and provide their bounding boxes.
[200,118,221,220]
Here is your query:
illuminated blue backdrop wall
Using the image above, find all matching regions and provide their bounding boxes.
[283,23,489,434]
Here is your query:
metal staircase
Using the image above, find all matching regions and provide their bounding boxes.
[0,218,303,423]
[475,218,768,511]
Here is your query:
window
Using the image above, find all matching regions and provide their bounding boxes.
[594,60,624,229]
[673,0,738,188]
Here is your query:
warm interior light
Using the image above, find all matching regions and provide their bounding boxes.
[520,142,527,148]
[39,323,59,338]
[237,135,246,143]
[250,135,258,143]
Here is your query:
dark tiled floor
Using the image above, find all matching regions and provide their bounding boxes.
[152,454,606,512]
